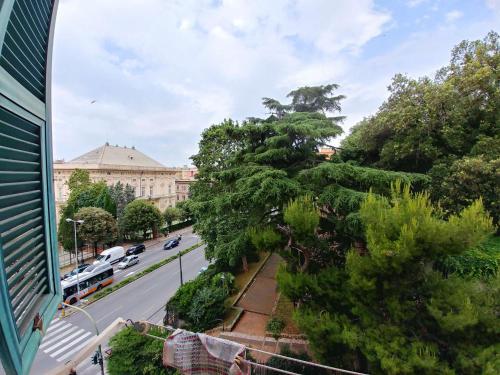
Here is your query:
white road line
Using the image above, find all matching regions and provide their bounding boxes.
[96,305,123,324]
[125,271,135,277]
[50,331,92,357]
[44,329,85,353]
[43,323,72,340]
[114,269,122,273]
[40,326,78,349]
[57,337,96,362]
[46,319,66,332]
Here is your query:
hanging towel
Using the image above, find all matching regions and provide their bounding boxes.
[163,329,249,375]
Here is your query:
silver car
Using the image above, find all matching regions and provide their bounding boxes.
[117,255,139,269]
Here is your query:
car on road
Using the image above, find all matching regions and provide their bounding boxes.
[126,243,145,256]
[163,239,179,250]
[94,246,125,265]
[198,266,208,275]
[61,263,90,280]
[117,255,140,269]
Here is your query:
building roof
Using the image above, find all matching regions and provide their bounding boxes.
[66,143,166,169]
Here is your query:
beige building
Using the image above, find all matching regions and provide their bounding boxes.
[53,143,196,219]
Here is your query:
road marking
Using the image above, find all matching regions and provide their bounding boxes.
[40,326,79,348]
[43,323,72,338]
[49,331,92,357]
[114,269,122,273]
[44,329,85,353]
[46,319,65,332]
[57,337,95,362]
[96,305,123,324]
[125,271,135,277]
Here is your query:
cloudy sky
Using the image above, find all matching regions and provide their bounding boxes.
[51,0,500,166]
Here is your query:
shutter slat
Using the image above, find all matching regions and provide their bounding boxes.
[0,212,43,244]
[0,197,42,220]
[0,145,40,163]
[0,158,40,172]
[3,233,44,265]
[0,170,41,183]
[11,261,46,312]
[2,223,43,255]
[16,281,48,335]
[8,250,45,295]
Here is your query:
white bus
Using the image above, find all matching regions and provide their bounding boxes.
[61,263,114,305]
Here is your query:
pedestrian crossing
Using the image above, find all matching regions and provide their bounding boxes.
[41,317,103,374]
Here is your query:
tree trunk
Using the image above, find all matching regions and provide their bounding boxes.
[93,242,98,258]
[300,252,310,273]
[242,255,249,272]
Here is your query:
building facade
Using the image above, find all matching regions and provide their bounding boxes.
[53,143,196,219]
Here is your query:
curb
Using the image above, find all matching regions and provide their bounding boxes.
[233,252,272,307]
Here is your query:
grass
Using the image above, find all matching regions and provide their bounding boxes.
[89,242,203,303]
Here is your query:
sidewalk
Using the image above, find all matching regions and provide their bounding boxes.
[233,253,281,336]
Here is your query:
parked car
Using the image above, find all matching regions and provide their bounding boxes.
[94,246,125,265]
[61,263,90,280]
[126,243,145,256]
[117,255,139,269]
[163,239,179,250]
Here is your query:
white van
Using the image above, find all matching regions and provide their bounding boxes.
[94,246,125,265]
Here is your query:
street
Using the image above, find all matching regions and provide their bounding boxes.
[29,232,208,375]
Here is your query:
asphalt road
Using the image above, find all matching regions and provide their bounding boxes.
[29,239,208,375]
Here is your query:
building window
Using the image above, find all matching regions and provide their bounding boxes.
[133,179,136,182]
[149,186,153,196]
[141,186,145,196]
[168,185,171,194]
[150,178,153,182]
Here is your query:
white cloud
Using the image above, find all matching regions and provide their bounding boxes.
[50,0,496,164]
[445,10,463,23]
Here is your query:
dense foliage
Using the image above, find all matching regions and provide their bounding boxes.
[108,327,178,375]
[121,200,163,240]
[74,207,118,256]
[58,170,116,250]
[166,268,234,331]
[163,207,182,230]
[188,85,425,273]
[340,32,499,224]
[278,185,497,374]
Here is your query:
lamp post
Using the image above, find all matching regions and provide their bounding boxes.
[66,218,84,304]
[178,250,184,286]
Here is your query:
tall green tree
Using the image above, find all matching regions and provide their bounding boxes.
[74,207,118,257]
[190,85,428,272]
[163,207,182,231]
[278,185,496,374]
[121,200,163,240]
[109,181,136,220]
[340,32,500,223]
[58,175,116,251]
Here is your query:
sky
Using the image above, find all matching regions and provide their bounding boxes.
[51,0,500,166]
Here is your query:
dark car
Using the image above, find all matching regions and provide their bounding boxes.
[163,239,179,250]
[126,243,145,256]
[61,263,90,280]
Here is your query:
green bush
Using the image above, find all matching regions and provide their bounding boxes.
[187,287,227,331]
[166,270,232,331]
[266,317,285,340]
[266,344,326,375]
[108,327,179,375]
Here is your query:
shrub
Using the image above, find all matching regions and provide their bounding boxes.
[266,344,326,375]
[187,287,227,331]
[108,327,178,375]
[266,317,285,340]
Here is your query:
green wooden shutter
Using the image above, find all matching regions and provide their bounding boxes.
[0,1,60,374]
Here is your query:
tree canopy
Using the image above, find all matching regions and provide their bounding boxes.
[340,31,499,224]
[278,185,496,374]
[74,207,118,256]
[121,200,163,240]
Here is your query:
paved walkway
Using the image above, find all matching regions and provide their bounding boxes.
[233,253,281,336]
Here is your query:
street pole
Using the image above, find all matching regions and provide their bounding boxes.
[67,218,84,304]
[61,302,105,375]
[178,250,183,286]
[73,220,81,304]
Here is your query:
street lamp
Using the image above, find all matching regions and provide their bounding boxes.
[66,218,84,304]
